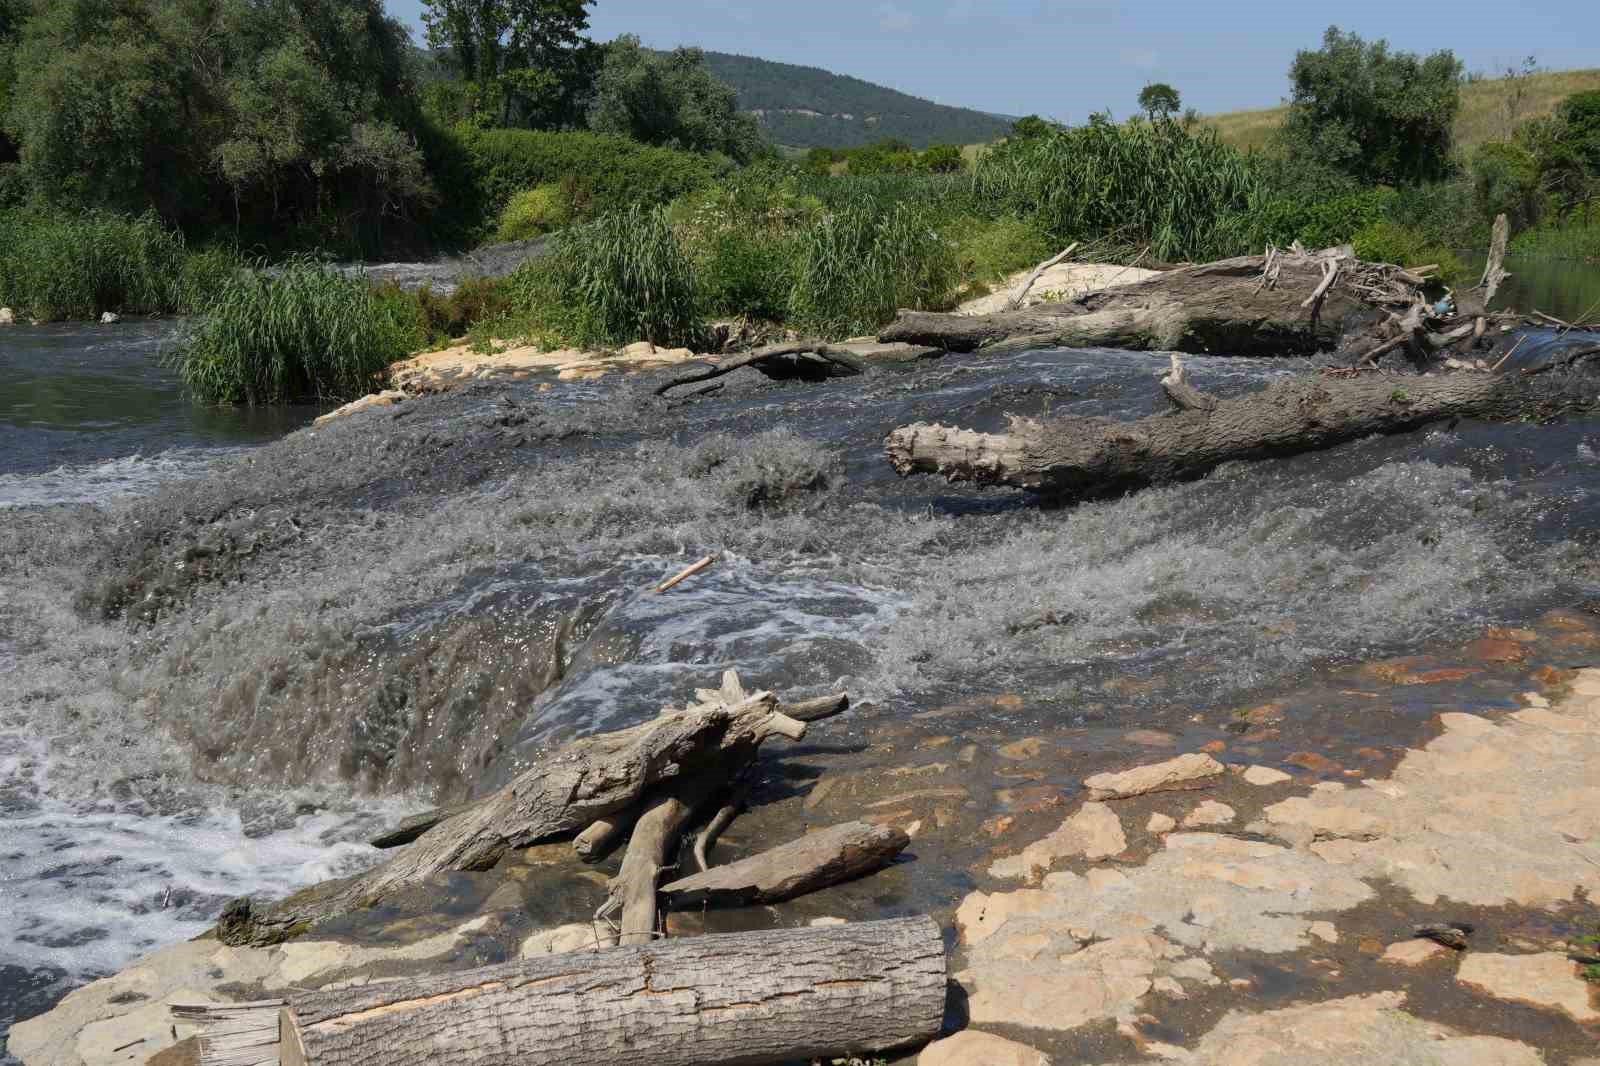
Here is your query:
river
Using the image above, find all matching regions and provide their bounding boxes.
[2,266,1599,1058]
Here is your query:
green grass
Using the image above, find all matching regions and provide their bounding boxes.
[787,199,958,338]
[504,206,703,349]
[1203,67,1600,155]
[1511,208,1600,259]
[0,209,230,320]
[175,259,421,405]
[973,119,1261,262]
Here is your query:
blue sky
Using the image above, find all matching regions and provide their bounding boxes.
[385,0,1600,119]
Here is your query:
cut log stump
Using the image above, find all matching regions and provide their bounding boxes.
[182,918,948,1066]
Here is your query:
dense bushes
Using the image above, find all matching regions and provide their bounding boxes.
[0,209,230,320]
[176,262,419,405]
[787,201,957,338]
[494,184,572,242]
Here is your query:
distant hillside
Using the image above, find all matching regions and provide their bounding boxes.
[1203,67,1600,155]
[698,51,1013,149]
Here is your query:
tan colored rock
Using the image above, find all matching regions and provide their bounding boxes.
[988,802,1126,881]
[1083,753,1225,800]
[1086,992,1544,1066]
[961,932,1179,1031]
[519,922,595,957]
[1457,952,1600,1022]
[956,261,1163,315]
[1262,796,1388,842]
[1381,939,1450,966]
[1243,765,1293,786]
[276,914,495,983]
[313,389,406,425]
[1181,801,1236,828]
[998,737,1046,760]
[955,889,1063,945]
[1308,921,1340,944]
[1147,812,1177,835]
[918,1030,1051,1066]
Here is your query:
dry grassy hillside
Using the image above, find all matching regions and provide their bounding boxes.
[1202,68,1600,155]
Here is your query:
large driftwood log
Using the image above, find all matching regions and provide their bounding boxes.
[880,251,1377,357]
[185,918,948,1066]
[660,821,910,907]
[884,359,1573,497]
[221,673,815,945]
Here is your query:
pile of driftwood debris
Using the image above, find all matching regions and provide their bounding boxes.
[190,671,940,1066]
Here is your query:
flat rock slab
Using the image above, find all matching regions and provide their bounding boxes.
[919,1030,1052,1066]
[1457,952,1600,1023]
[988,802,1126,881]
[1086,991,1545,1066]
[1083,753,1224,800]
[1381,938,1452,967]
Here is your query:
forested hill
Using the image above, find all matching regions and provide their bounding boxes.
[697,51,1013,149]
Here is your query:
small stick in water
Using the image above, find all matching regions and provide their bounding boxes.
[655,555,715,593]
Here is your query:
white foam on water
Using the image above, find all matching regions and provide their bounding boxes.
[0,450,237,509]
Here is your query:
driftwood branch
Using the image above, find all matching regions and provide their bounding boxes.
[185,919,947,1066]
[654,554,714,593]
[655,342,866,396]
[662,821,910,907]
[1478,213,1511,306]
[224,672,813,945]
[1006,242,1080,310]
[884,360,1594,498]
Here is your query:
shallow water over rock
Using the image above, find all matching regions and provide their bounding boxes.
[3,337,1599,1053]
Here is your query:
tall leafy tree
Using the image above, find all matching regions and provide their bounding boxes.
[1279,26,1462,186]
[1137,83,1181,120]
[420,0,597,128]
[589,34,760,162]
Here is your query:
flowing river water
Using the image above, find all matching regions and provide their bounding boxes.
[2,269,1600,1057]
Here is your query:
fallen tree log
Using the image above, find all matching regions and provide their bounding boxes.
[884,356,1598,497]
[880,250,1382,357]
[223,672,828,946]
[661,820,910,907]
[183,918,947,1066]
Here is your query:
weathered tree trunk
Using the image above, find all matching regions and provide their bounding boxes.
[221,673,819,946]
[885,361,1538,497]
[260,918,948,1066]
[660,821,910,907]
[880,252,1376,357]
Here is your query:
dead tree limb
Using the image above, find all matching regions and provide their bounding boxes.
[223,672,812,945]
[1006,242,1080,310]
[654,342,865,396]
[184,918,947,1066]
[662,821,910,907]
[884,361,1595,498]
[1477,214,1511,307]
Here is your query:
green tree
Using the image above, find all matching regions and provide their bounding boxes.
[421,0,597,128]
[1010,114,1054,140]
[1279,27,1462,185]
[1137,82,1181,120]
[919,143,964,173]
[1523,91,1600,213]
[589,35,760,162]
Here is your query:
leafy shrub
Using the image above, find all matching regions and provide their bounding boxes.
[0,209,210,319]
[919,144,965,173]
[1470,142,1541,228]
[672,173,825,321]
[176,260,420,405]
[505,206,702,348]
[788,200,957,338]
[1350,221,1466,282]
[394,276,513,344]
[1510,208,1600,259]
[1244,187,1398,249]
[495,184,571,242]
[943,214,1056,285]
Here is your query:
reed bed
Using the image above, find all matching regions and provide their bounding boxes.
[175,259,419,405]
[974,120,1262,262]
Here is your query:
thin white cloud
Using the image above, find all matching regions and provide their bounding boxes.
[878,2,916,32]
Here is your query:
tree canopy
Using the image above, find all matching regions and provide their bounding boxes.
[1138,83,1181,120]
[1279,26,1462,186]
[420,0,597,129]
[589,35,760,162]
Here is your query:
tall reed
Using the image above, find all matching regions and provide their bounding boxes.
[788,200,958,338]
[974,120,1263,262]
[176,260,420,405]
[0,209,217,320]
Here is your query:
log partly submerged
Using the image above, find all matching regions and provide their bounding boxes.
[222,672,838,946]
[880,248,1378,357]
[884,354,1599,498]
[181,918,947,1066]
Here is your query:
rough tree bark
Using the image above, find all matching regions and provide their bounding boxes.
[187,918,948,1066]
[884,356,1595,498]
[879,251,1376,357]
[660,821,910,907]
[220,673,826,946]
